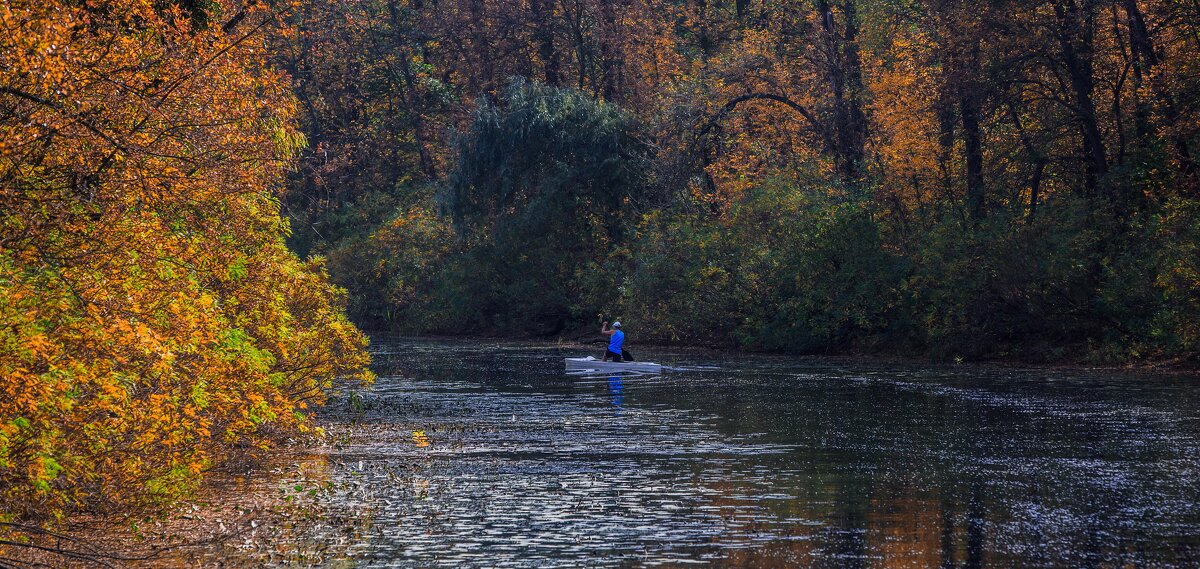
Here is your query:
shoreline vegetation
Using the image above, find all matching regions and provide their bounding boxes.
[283,2,1200,368]
[387,332,1200,375]
[3,0,1200,564]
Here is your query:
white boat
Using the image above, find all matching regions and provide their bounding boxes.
[564,356,662,373]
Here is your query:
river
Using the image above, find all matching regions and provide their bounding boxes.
[185,337,1200,567]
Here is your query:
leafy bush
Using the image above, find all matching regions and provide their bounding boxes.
[1099,197,1200,360]
[904,199,1111,360]
[429,79,649,334]
[324,196,454,327]
[619,181,906,352]
[1150,198,1200,357]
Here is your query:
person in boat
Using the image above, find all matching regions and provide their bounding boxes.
[600,321,633,362]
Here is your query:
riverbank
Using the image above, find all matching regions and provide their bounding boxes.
[1,442,369,567]
[392,330,1200,375]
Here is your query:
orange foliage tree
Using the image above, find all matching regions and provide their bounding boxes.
[0,0,371,527]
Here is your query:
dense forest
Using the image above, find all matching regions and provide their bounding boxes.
[3,0,1200,550]
[282,0,1200,361]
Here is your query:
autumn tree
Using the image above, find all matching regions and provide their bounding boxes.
[0,0,370,538]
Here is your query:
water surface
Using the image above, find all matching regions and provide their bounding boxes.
[229,338,1200,566]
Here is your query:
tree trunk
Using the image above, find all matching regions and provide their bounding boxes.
[1123,0,1154,143]
[1122,0,1198,196]
[388,0,437,179]
[1006,99,1048,221]
[1029,159,1046,219]
[841,0,868,186]
[736,0,750,19]
[697,0,713,54]
[959,38,985,220]
[1056,0,1109,195]
[816,0,869,189]
[531,0,561,86]
[469,0,493,94]
[598,0,622,102]
[961,86,985,220]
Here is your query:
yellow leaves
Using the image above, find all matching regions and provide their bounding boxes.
[100,382,127,402]
[20,333,52,358]
[412,430,431,448]
[864,24,943,209]
[0,0,371,524]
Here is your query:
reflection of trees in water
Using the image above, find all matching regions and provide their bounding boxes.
[710,479,992,567]
[934,484,987,569]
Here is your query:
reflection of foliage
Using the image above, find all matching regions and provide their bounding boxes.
[0,0,371,534]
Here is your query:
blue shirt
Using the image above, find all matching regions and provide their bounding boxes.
[608,330,625,353]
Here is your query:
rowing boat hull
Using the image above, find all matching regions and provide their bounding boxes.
[564,357,662,373]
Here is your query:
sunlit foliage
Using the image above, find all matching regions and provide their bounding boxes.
[0,0,371,526]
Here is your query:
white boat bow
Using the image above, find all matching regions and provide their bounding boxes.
[564,356,662,373]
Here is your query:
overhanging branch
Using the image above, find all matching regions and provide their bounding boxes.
[699,92,832,152]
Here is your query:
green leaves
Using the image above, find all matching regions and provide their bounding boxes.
[442,78,647,238]
[227,258,249,282]
[422,79,650,333]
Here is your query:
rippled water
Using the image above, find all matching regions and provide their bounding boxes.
[219,338,1200,567]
